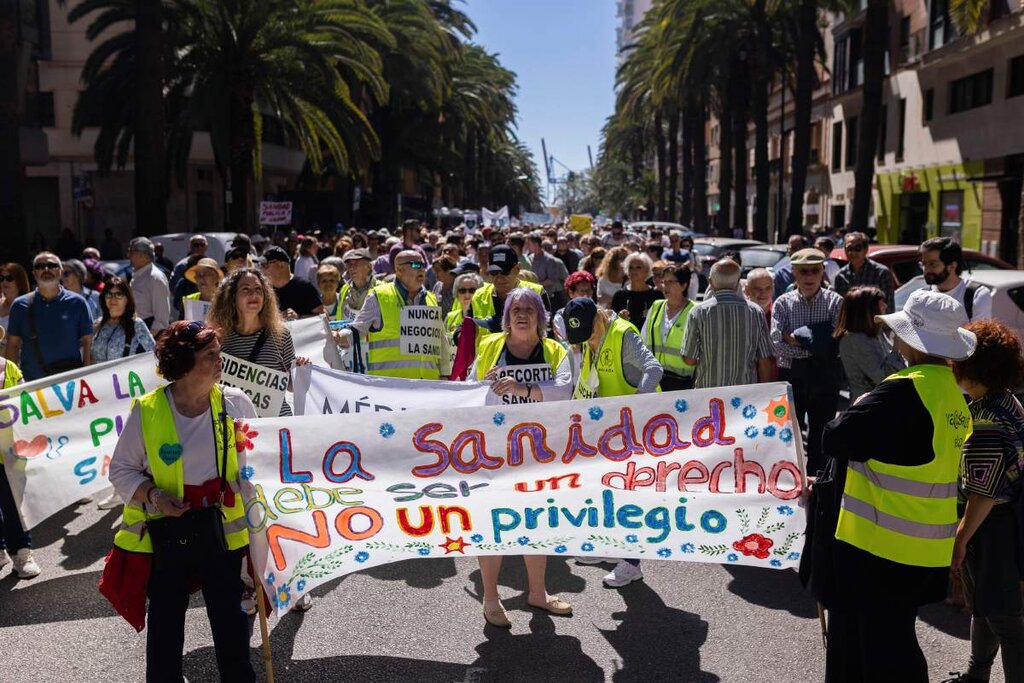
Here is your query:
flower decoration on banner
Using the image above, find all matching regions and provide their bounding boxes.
[779,427,794,444]
[731,397,743,409]
[762,425,777,438]
[296,579,306,592]
[787,552,801,561]
[355,551,370,563]
[266,573,275,584]
[657,548,672,558]
[770,559,783,568]
[417,547,431,556]
[581,542,595,552]
[626,534,639,543]
[764,396,790,427]
[588,406,604,421]
[492,412,506,426]
[732,533,774,560]
[742,404,757,419]
[234,422,258,453]
[674,399,688,413]
[680,543,696,554]
[240,465,255,481]
[273,584,291,610]
[727,553,739,562]
[744,426,759,439]
[517,536,531,546]
[554,545,567,554]
[470,534,484,543]
[777,505,795,516]
[439,536,469,554]
[378,423,395,439]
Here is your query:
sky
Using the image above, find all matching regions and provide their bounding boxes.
[466,0,618,199]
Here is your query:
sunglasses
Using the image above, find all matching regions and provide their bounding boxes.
[0,274,14,282]
[398,261,425,270]
[844,245,866,253]
[795,268,823,276]
[33,263,60,271]
[457,287,478,295]
[104,290,127,300]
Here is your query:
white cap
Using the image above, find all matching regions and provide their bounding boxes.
[875,289,977,361]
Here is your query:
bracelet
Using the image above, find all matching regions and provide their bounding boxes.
[147,487,162,507]
[525,383,533,399]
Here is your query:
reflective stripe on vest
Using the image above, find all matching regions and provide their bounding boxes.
[574,317,640,399]
[475,333,567,381]
[336,283,350,320]
[646,299,694,376]
[834,365,970,567]
[366,283,441,379]
[113,385,249,554]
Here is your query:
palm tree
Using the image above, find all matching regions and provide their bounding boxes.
[849,0,888,233]
[786,0,825,237]
[0,0,28,263]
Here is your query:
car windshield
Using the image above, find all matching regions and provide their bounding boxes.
[740,250,785,268]
[692,243,719,256]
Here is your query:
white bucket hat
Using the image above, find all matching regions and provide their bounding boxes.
[875,289,977,360]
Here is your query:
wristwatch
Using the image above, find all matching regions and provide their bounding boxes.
[147,487,165,507]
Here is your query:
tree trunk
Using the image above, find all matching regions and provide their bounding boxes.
[228,89,254,233]
[851,0,888,232]
[680,105,694,226]
[134,0,166,237]
[718,85,734,237]
[693,102,708,233]
[0,0,27,264]
[787,0,816,237]
[654,109,667,221]
[732,104,749,238]
[668,109,680,223]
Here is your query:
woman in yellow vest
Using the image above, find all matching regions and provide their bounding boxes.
[446,271,483,335]
[562,297,663,589]
[181,257,223,321]
[467,288,573,627]
[639,264,695,391]
[807,289,977,683]
[106,321,257,682]
[0,327,39,579]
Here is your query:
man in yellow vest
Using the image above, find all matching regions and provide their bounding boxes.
[806,289,976,682]
[459,245,548,335]
[563,297,664,588]
[336,250,445,379]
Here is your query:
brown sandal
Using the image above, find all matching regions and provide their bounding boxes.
[527,597,573,616]
[483,604,511,628]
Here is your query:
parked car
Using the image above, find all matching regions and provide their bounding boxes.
[148,232,242,265]
[895,270,1024,338]
[829,244,1012,286]
[738,244,789,278]
[100,260,133,281]
[627,221,704,238]
[692,238,765,268]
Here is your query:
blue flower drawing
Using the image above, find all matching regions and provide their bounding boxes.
[680,543,696,554]
[581,542,595,552]
[240,465,255,481]
[379,423,395,439]
[731,397,743,408]
[355,551,370,563]
[470,534,484,543]
[296,579,306,592]
[492,412,506,426]
[742,404,757,419]
[787,552,801,561]
[517,536,530,546]
[674,399,688,413]
[762,425,777,437]
[770,559,783,568]
[727,553,739,562]
[273,584,291,609]
[554,545,567,554]
[588,406,604,421]
[779,427,794,444]
[417,548,430,556]
[777,505,795,516]
[744,426,759,439]
[657,548,672,558]
[625,534,639,543]
[265,573,275,585]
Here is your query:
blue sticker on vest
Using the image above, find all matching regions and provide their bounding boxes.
[158,443,183,466]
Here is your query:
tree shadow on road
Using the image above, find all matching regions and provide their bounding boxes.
[598,579,719,683]
[58,508,121,571]
[361,556,458,589]
[918,601,970,640]
[26,504,82,550]
[722,565,818,618]
[471,626,604,682]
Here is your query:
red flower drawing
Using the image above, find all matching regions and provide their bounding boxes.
[732,533,774,559]
[234,421,259,453]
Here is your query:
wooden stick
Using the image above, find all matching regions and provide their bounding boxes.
[256,582,275,683]
[817,602,827,649]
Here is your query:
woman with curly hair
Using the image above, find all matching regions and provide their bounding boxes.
[595,246,629,308]
[947,320,1024,683]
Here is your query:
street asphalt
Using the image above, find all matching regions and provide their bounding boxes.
[0,499,993,682]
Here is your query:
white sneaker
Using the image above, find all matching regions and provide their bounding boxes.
[76,496,93,504]
[0,548,9,571]
[97,492,122,510]
[602,560,643,588]
[294,593,313,612]
[13,548,41,579]
[574,556,615,565]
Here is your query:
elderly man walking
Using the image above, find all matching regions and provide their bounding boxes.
[682,259,774,389]
[128,237,171,334]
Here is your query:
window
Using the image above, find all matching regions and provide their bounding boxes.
[929,0,956,51]
[845,117,858,169]
[831,121,843,171]
[949,69,994,114]
[896,98,906,162]
[1009,55,1024,98]
[832,29,863,94]
[923,88,934,122]
[877,105,887,162]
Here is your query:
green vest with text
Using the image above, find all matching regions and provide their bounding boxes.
[366,283,441,379]
[113,385,249,554]
[645,299,695,378]
[475,333,567,381]
[834,365,970,568]
[574,317,640,399]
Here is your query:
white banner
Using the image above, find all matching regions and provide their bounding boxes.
[246,383,807,614]
[219,354,287,418]
[3,354,164,528]
[292,363,491,416]
[259,201,292,226]
[182,297,211,322]
[398,306,443,357]
[290,315,342,371]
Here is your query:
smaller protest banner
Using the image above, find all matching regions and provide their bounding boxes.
[289,315,342,371]
[182,297,211,322]
[259,201,293,226]
[292,363,491,416]
[484,364,553,406]
[569,214,593,233]
[521,212,553,225]
[398,306,443,357]
[219,354,288,418]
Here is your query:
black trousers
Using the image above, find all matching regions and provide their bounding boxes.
[825,603,928,683]
[779,359,840,475]
[146,547,254,683]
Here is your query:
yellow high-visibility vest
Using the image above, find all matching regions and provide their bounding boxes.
[574,317,641,399]
[366,283,441,379]
[645,299,694,377]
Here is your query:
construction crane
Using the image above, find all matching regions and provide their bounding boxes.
[541,138,593,209]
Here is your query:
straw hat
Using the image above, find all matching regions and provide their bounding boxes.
[185,257,224,284]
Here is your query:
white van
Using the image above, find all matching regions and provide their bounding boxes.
[148,232,243,265]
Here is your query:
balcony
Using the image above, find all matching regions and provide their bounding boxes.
[899,29,926,65]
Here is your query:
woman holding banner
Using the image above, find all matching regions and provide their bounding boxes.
[467,288,573,627]
[180,258,224,321]
[105,321,256,683]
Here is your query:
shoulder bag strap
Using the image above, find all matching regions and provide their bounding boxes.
[247,328,269,363]
[964,281,980,320]
[209,401,228,496]
[26,293,50,375]
[122,321,137,357]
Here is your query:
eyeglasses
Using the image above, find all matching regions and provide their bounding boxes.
[104,290,127,300]
[0,274,14,282]
[33,263,60,271]
[183,320,206,335]
[398,261,425,270]
[457,287,478,295]
[795,267,823,276]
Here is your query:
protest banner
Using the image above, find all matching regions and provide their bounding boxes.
[521,212,554,225]
[219,354,288,418]
[259,201,293,226]
[245,383,807,614]
[290,315,342,371]
[182,297,211,322]
[398,306,443,357]
[292,363,491,416]
[569,214,593,233]
[2,354,164,528]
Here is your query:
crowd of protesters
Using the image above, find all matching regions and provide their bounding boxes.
[0,217,1017,683]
